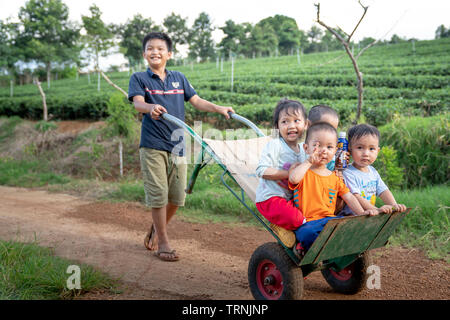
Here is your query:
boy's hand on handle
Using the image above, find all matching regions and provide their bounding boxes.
[218,106,235,119]
[150,104,167,120]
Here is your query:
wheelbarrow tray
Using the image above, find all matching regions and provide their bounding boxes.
[300,209,410,266]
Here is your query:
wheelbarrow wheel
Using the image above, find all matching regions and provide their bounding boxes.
[321,252,371,294]
[248,242,303,300]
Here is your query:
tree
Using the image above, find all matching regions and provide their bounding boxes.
[258,15,300,55]
[315,1,375,124]
[188,12,216,62]
[435,25,449,39]
[321,30,345,51]
[298,29,308,50]
[305,25,323,52]
[389,34,405,44]
[163,13,188,54]
[81,4,114,71]
[18,0,80,89]
[253,21,278,56]
[0,20,22,79]
[359,36,376,48]
[248,24,265,57]
[278,19,300,54]
[218,20,243,57]
[237,22,253,57]
[119,14,160,69]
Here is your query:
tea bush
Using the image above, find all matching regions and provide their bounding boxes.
[372,146,405,190]
[379,114,449,188]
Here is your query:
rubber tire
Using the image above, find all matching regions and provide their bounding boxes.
[248,242,304,300]
[321,252,372,294]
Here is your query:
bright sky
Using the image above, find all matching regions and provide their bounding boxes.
[1,0,449,68]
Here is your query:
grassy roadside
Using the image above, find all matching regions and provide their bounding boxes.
[0,156,448,262]
[0,240,117,299]
[0,158,70,187]
[384,186,449,262]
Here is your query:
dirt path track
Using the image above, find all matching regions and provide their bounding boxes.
[0,186,448,300]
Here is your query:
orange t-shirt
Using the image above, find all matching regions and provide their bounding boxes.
[289,170,350,222]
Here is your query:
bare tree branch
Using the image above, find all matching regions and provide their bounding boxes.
[315,2,365,124]
[348,0,369,42]
[317,53,347,67]
[315,3,347,44]
[356,9,405,60]
[336,25,350,39]
[356,39,379,59]
[95,67,128,98]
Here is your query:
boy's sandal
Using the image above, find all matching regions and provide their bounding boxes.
[154,249,179,262]
[144,223,156,251]
[269,223,296,248]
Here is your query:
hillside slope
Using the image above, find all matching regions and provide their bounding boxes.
[0,38,448,127]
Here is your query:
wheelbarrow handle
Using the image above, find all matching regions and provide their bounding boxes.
[227,111,265,137]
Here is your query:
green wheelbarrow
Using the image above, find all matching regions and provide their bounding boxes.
[162,112,410,300]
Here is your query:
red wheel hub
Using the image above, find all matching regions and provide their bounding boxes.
[256,259,284,299]
[330,263,354,281]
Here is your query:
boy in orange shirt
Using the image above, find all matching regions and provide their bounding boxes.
[288,122,378,252]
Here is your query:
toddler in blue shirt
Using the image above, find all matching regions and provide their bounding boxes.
[342,124,407,215]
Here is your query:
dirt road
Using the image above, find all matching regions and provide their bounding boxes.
[0,186,448,300]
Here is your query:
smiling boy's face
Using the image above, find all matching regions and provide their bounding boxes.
[143,38,172,69]
[304,129,338,165]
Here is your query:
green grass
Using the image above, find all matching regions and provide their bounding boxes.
[1,153,448,261]
[0,116,22,144]
[0,158,70,187]
[101,164,450,261]
[387,186,450,262]
[0,240,117,299]
[0,116,448,261]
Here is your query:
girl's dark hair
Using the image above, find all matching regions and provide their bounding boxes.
[347,123,380,146]
[305,122,337,144]
[142,32,173,52]
[273,98,307,129]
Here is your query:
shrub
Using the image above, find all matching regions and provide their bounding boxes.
[105,93,137,138]
[373,146,404,190]
[35,121,57,133]
[379,114,449,188]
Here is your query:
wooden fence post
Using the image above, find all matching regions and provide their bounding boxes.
[34,78,48,121]
[230,56,235,92]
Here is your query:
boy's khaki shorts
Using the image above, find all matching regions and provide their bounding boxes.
[139,147,187,208]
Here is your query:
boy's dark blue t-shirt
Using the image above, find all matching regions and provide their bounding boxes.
[128,68,197,156]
